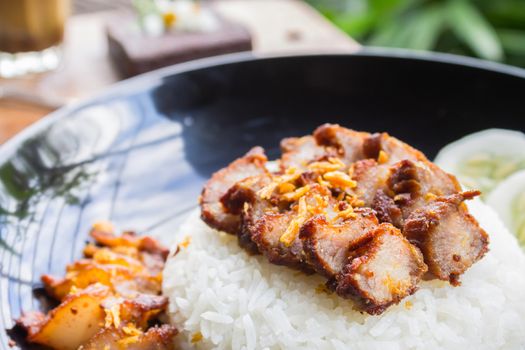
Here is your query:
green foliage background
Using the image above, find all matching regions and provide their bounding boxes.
[306,0,525,67]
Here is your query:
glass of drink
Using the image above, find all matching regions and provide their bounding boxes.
[0,0,71,78]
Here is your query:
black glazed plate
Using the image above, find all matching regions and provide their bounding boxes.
[1,49,525,349]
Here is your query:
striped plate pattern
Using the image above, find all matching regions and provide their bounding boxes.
[0,88,208,349]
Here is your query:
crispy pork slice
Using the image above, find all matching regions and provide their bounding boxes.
[388,160,461,218]
[351,159,391,207]
[243,184,335,272]
[350,132,430,218]
[117,294,169,328]
[362,132,427,164]
[81,324,178,350]
[313,124,369,165]
[314,126,425,167]
[403,191,489,285]
[198,124,491,315]
[300,208,379,278]
[90,230,169,260]
[334,224,427,315]
[372,189,403,227]
[351,159,461,226]
[200,147,268,234]
[21,284,112,350]
[280,136,335,170]
[222,174,273,253]
[244,209,309,270]
[221,174,272,216]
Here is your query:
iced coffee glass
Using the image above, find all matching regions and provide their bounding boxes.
[0,0,70,78]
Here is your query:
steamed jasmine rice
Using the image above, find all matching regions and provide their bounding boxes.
[162,200,525,349]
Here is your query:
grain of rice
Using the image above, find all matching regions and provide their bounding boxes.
[201,311,234,324]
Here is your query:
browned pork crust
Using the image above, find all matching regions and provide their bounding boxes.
[200,146,268,234]
[334,224,427,315]
[367,132,427,164]
[350,159,391,207]
[372,190,403,227]
[280,136,335,170]
[16,228,176,349]
[82,324,178,350]
[387,159,461,218]
[300,208,379,278]
[403,191,489,285]
[243,184,336,273]
[313,124,368,165]
[198,123,489,315]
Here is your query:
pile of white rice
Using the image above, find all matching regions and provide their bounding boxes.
[162,200,525,349]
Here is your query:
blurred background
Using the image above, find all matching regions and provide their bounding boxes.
[307,0,525,67]
[0,0,524,144]
[71,0,525,67]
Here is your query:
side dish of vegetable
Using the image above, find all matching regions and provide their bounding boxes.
[435,129,525,248]
[487,171,525,246]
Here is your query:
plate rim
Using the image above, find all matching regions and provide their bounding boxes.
[1,47,525,164]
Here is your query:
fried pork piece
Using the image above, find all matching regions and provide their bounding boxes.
[221,174,272,216]
[243,183,341,272]
[348,132,430,217]
[199,124,490,315]
[200,146,268,234]
[244,208,305,269]
[101,293,169,329]
[280,135,336,170]
[372,189,404,227]
[300,208,379,278]
[82,324,178,350]
[354,159,482,284]
[221,174,273,253]
[314,124,369,165]
[350,159,401,227]
[17,284,112,350]
[16,226,177,350]
[351,159,391,207]
[90,226,169,260]
[404,191,489,285]
[334,224,427,315]
[388,159,461,219]
[351,158,461,228]
[42,228,165,300]
[362,132,427,164]
[42,260,155,301]
[17,286,175,350]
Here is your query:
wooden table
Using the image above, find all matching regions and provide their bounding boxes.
[0,0,359,144]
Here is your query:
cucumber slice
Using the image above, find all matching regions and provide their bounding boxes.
[434,129,525,197]
[486,170,525,247]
